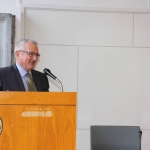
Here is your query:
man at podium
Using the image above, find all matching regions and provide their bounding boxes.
[0,39,49,91]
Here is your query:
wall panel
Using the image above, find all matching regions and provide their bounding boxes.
[142,130,150,150]
[25,8,133,47]
[134,13,150,47]
[78,47,150,129]
[76,130,90,150]
[21,0,148,9]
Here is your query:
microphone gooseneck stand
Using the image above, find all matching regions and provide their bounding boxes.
[43,68,63,92]
[55,78,63,92]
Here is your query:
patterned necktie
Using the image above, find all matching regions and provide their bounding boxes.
[26,73,36,91]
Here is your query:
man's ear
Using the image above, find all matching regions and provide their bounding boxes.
[14,51,20,60]
[15,51,19,57]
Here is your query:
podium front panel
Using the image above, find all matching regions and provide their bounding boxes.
[0,92,76,150]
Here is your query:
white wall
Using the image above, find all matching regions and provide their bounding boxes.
[1,0,150,150]
[21,0,148,9]
[0,0,21,42]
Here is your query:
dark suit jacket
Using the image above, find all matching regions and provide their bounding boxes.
[0,63,49,91]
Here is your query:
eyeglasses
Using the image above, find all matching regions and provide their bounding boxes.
[18,50,40,58]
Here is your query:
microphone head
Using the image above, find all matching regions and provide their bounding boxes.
[43,68,57,80]
[43,68,51,75]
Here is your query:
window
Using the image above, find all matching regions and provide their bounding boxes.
[0,13,15,67]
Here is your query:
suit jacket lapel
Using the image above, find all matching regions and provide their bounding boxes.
[31,70,42,91]
[11,63,25,91]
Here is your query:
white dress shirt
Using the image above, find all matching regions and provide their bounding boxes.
[15,62,34,91]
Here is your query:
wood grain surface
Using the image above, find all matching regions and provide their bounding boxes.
[0,92,76,150]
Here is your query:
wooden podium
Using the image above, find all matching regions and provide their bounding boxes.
[0,92,76,150]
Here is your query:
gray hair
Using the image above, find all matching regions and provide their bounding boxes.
[14,39,38,52]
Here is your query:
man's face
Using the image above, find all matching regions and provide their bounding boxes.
[15,42,39,72]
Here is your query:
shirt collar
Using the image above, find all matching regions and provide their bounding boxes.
[16,62,31,77]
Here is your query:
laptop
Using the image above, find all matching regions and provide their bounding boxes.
[90,126,142,150]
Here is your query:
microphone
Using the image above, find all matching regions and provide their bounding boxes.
[43,68,63,92]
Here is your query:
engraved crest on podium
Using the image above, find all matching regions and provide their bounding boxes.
[0,118,3,134]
